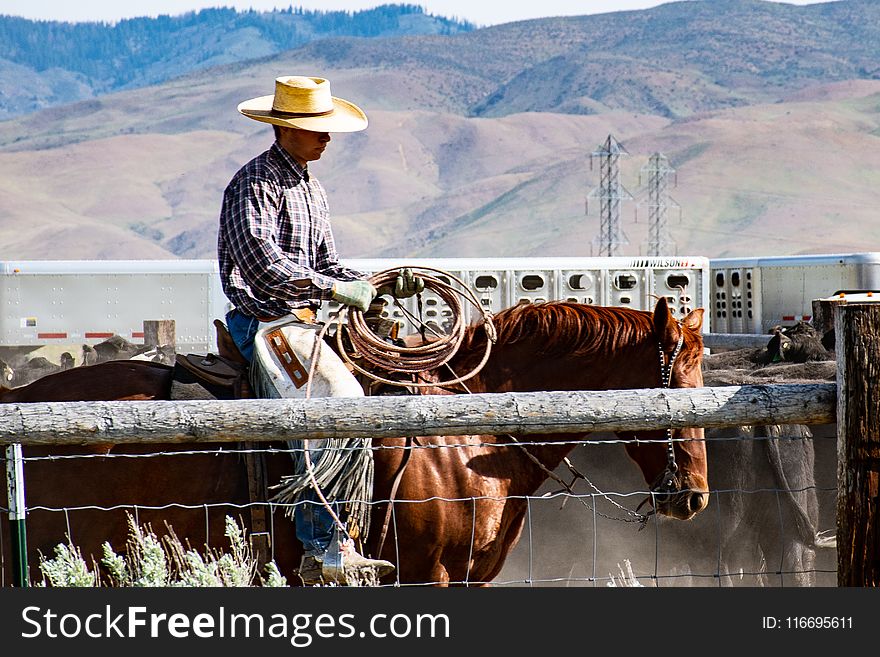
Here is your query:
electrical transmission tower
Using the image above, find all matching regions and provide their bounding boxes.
[587,135,632,256]
[638,152,680,256]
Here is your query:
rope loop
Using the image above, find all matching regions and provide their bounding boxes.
[334,267,496,388]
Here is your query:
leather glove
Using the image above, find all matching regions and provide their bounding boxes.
[331,280,377,313]
[378,268,425,299]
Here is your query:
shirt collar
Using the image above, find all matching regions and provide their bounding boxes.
[271,141,310,182]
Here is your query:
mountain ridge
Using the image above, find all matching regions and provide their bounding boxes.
[0,4,474,118]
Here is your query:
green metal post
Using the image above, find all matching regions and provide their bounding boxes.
[5,444,28,587]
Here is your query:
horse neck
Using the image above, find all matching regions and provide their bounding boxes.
[450,334,660,393]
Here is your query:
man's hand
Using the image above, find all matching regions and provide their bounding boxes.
[378,268,425,299]
[331,280,377,312]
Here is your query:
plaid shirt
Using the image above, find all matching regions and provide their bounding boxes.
[217,141,364,319]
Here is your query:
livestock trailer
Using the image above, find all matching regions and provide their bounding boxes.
[708,252,880,334]
[0,257,710,360]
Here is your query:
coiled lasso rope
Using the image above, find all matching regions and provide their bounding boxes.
[332,267,497,389]
[294,267,497,549]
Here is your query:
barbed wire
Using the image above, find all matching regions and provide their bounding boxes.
[6,432,823,464]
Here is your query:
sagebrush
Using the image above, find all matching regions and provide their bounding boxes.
[38,513,287,588]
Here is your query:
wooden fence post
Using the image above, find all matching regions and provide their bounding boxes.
[143,319,176,350]
[812,297,839,335]
[835,301,880,587]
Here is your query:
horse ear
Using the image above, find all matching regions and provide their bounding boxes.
[652,297,680,349]
[681,308,704,334]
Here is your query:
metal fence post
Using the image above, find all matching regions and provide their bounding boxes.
[5,443,29,586]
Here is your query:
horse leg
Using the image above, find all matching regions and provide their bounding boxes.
[719,524,766,587]
[783,542,817,587]
[431,564,451,587]
[760,532,816,587]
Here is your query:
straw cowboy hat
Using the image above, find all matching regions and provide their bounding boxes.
[238,75,368,132]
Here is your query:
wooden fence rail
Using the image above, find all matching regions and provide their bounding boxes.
[0,383,836,446]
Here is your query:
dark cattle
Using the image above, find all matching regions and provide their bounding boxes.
[12,356,61,387]
[762,322,831,364]
[60,352,75,370]
[8,353,75,388]
[81,344,98,366]
[820,328,835,352]
[93,335,140,362]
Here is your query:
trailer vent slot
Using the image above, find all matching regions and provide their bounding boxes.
[520,275,545,291]
[613,273,638,291]
[568,274,591,290]
[474,275,498,290]
[666,274,690,290]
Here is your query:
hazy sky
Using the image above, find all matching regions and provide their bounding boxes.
[0,0,839,27]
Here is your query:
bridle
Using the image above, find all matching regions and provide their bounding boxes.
[628,331,687,520]
[514,330,689,528]
[651,332,684,497]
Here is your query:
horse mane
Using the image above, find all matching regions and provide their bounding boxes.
[459,301,657,360]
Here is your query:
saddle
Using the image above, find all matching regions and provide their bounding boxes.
[171,320,252,400]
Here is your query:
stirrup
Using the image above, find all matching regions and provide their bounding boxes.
[321,532,394,585]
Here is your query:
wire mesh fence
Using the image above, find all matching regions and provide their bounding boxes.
[1,424,838,587]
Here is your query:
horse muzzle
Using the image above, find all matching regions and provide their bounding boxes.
[653,488,709,520]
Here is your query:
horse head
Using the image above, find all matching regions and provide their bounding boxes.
[623,298,708,521]
[455,297,710,523]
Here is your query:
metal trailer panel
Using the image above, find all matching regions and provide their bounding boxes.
[0,260,221,352]
[342,256,711,334]
[710,265,759,334]
[1,257,711,351]
[709,252,880,333]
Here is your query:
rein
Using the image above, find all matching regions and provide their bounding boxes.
[529,331,686,527]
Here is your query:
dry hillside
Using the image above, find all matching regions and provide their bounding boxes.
[2,2,880,261]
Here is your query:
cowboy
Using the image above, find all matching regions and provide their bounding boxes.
[217,75,422,584]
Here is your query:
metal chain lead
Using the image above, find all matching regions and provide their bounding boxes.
[654,334,684,493]
[549,331,686,527]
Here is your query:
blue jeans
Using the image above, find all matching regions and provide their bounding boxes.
[224,307,338,555]
[296,490,343,556]
[225,308,259,363]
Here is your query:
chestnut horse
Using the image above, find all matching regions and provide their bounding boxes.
[1,298,707,586]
